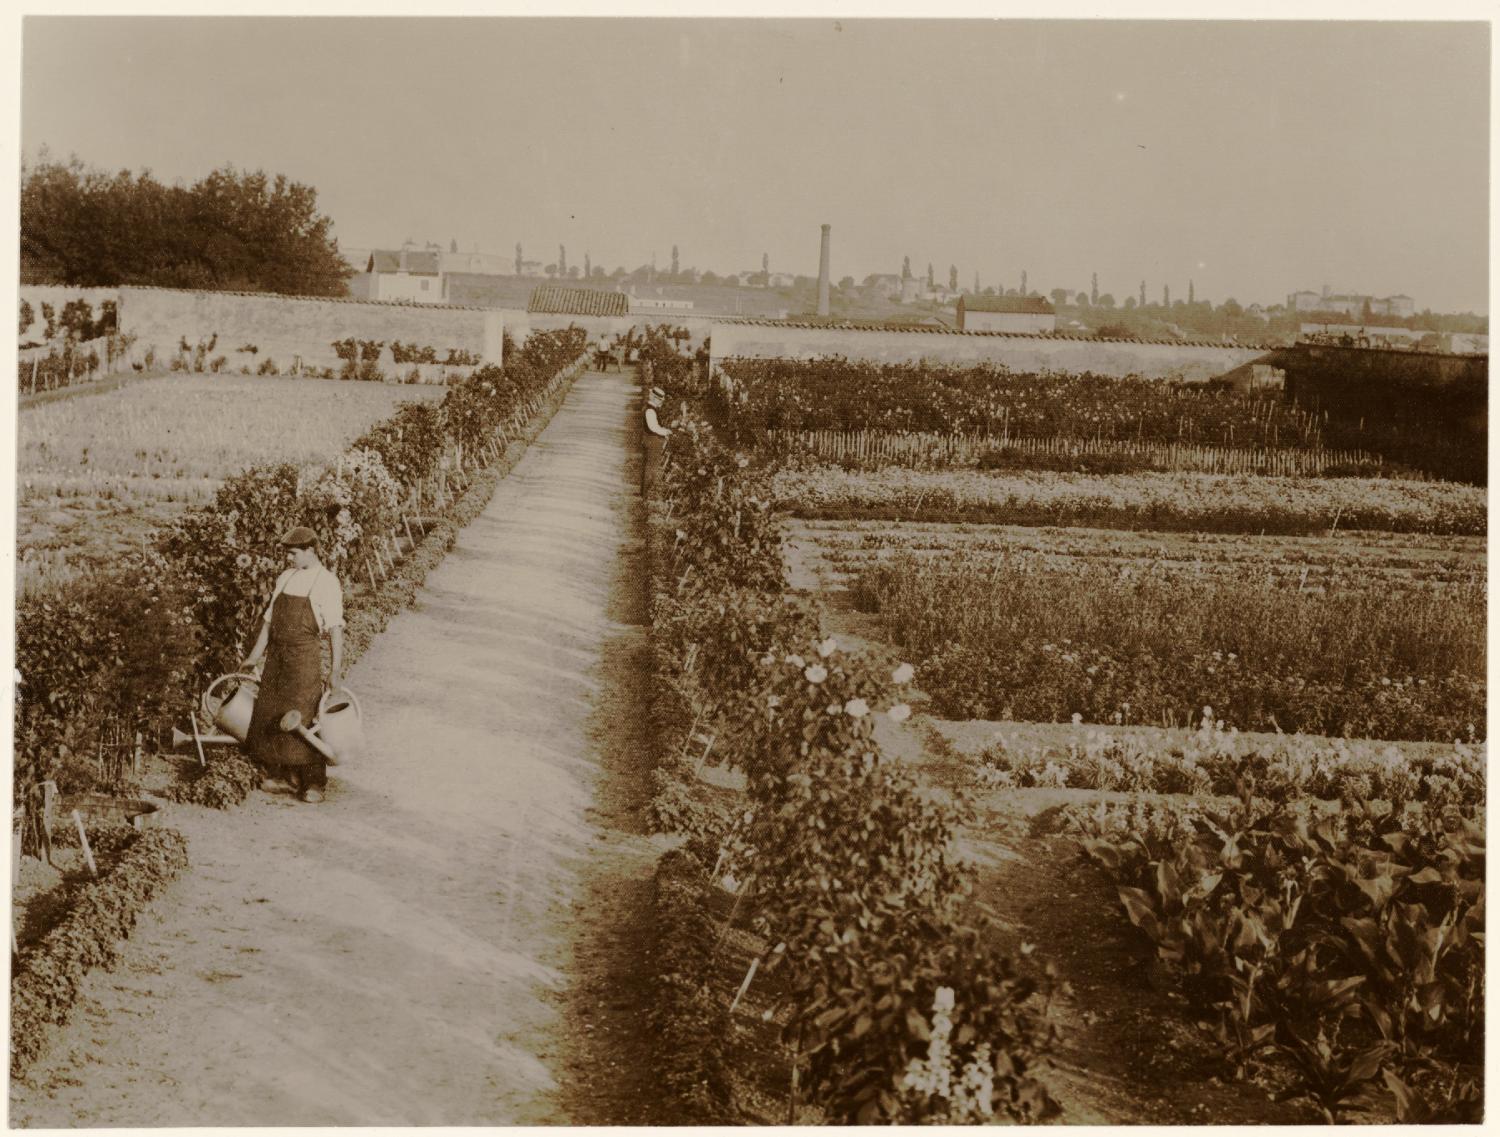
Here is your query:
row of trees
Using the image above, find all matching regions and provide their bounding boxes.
[21,152,352,296]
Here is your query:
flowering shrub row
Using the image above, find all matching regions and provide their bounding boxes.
[852,551,1485,742]
[773,466,1486,536]
[14,328,588,798]
[644,400,1059,1123]
[714,357,1328,446]
[1078,783,1483,1122]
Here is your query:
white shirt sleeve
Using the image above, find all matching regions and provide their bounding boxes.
[310,569,345,633]
[645,406,671,437]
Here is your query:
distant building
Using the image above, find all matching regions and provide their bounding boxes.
[350,247,447,303]
[1288,287,1415,319]
[767,272,796,289]
[863,273,902,299]
[631,297,695,313]
[1439,332,1488,355]
[956,294,1056,333]
[440,249,512,276]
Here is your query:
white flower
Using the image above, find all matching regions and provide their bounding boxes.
[845,698,870,718]
[759,652,776,667]
[785,653,806,669]
[1071,712,1083,725]
[804,664,828,684]
[892,662,915,684]
[767,694,781,708]
[888,703,912,723]
[933,986,955,1013]
[817,636,839,658]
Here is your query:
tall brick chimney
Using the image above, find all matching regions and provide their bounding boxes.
[817,224,832,317]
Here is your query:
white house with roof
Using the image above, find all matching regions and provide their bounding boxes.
[346,246,447,303]
[956,294,1057,333]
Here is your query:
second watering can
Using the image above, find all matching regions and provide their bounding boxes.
[313,686,364,766]
[203,673,260,743]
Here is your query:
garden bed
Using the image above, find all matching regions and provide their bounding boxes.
[11,826,190,1078]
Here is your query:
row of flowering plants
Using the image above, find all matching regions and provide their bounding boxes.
[970,712,1484,811]
[643,395,1061,1123]
[772,465,1486,536]
[14,328,588,799]
[851,549,1484,742]
[712,357,1330,446]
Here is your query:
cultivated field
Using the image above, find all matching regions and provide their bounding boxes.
[17,373,446,592]
[785,518,1486,593]
[629,354,1487,1122]
[771,466,1488,535]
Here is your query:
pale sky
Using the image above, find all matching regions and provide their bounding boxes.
[19,17,1491,312]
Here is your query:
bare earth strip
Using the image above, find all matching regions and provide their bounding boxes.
[9,369,665,1127]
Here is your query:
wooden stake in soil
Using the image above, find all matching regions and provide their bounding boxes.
[73,811,97,877]
[190,712,207,767]
[729,956,761,1013]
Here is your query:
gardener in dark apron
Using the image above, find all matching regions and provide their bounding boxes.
[241,526,345,803]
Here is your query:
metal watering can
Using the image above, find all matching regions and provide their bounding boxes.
[276,686,364,767]
[199,676,363,767]
[313,686,364,766]
[202,672,260,743]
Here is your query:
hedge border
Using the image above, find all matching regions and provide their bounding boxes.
[11,827,190,1078]
[164,354,587,810]
[646,847,736,1123]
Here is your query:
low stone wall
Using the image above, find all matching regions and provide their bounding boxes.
[118,286,505,374]
[708,320,1268,381]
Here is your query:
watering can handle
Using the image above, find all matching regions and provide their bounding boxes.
[202,672,259,719]
[318,685,362,722]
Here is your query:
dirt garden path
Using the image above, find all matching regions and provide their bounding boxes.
[10,368,669,1127]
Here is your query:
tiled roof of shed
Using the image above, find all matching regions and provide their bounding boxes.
[527,285,629,316]
[959,294,1055,315]
[368,250,442,275]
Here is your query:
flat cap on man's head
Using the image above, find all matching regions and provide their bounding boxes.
[278,526,318,547]
[649,387,666,401]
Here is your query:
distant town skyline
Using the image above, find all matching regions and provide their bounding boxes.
[343,235,1444,314]
[20,18,1489,313]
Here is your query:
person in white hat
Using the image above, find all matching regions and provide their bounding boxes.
[642,386,671,494]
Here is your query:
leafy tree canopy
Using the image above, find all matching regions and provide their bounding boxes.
[21,151,352,296]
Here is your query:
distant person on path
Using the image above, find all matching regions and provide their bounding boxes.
[241,526,345,803]
[642,386,671,495]
[595,332,614,371]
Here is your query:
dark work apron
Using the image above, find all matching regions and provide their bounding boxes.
[247,589,324,770]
